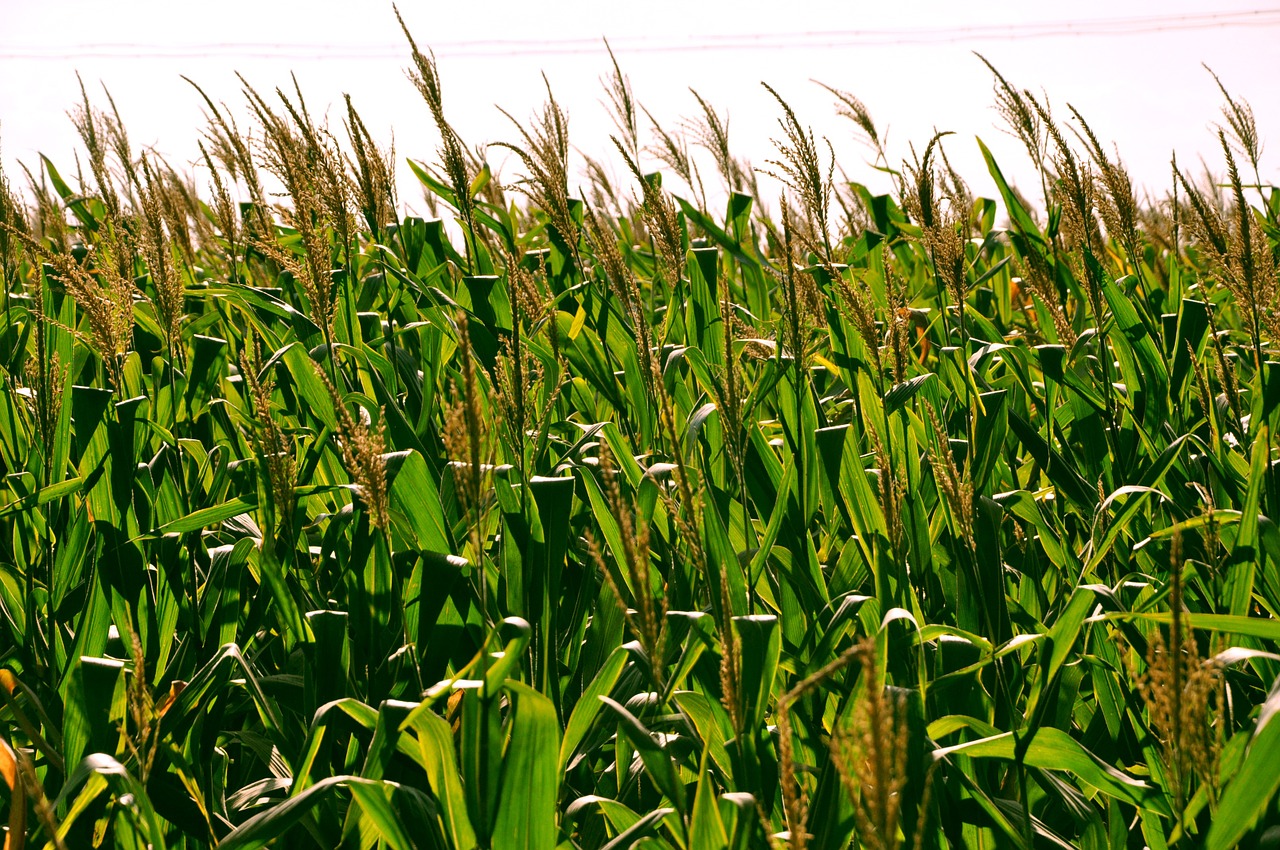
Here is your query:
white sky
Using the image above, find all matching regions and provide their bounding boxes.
[1,0,1277,214]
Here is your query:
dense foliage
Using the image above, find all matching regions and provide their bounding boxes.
[2,34,1280,849]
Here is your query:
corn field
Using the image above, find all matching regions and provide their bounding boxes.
[1,23,1280,849]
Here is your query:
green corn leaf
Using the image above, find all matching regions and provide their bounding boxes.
[689,749,729,850]
[493,681,560,850]
[54,754,168,850]
[404,706,476,850]
[561,645,629,773]
[1227,424,1270,615]
[220,775,438,850]
[935,727,1169,814]
[599,696,687,815]
[1206,674,1280,850]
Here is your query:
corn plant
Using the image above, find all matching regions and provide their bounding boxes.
[1,26,1280,850]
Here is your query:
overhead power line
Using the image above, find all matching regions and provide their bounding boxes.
[1,8,1278,60]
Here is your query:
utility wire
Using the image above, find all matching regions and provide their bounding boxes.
[1,8,1278,60]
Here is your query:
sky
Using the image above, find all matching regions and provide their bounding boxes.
[1,0,1277,214]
